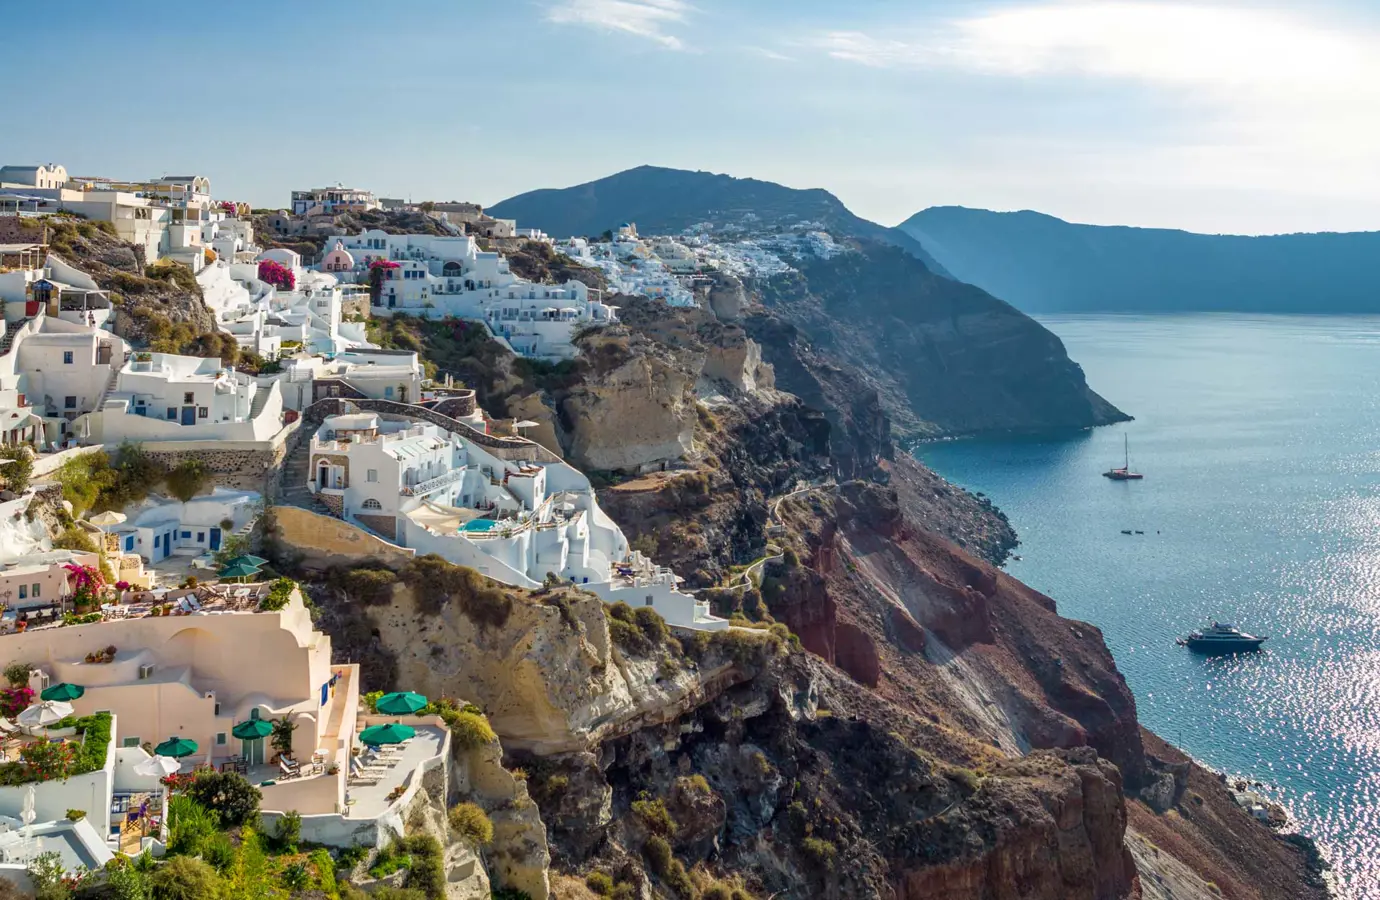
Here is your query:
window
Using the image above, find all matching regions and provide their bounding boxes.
[16,586,25,600]
[366,469,378,483]
[167,408,176,420]
[184,392,194,404]
[181,530,191,539]
[198,407,208,419]
[384,386,394,398]
[645,595,654,607]
[64,396,76,409]
[62,351,73,365]
[196,532,205,543]
[31,584,39,598]
[362,499,383,510]
[215,732,227,746]
[122,737,140,748]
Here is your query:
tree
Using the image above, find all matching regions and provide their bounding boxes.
[270,717,296,756]
[164,460,207,504]
[27,852,72,900]
[185,771,261,828]
[104,856,152,900]
[0,446,32,494]
[148,856,218,900]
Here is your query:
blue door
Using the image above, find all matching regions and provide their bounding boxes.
[209,528,221,551]
[181,406,196,425]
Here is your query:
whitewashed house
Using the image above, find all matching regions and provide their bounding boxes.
[279,348,424,411]
[104,488,261,564]
[325,230,617,358]
[92,352,284,444]
[306,412,726,630]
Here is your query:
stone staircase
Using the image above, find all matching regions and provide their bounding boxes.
[0,317,30,357]
[275,431,330,515]
[248,382,272,420]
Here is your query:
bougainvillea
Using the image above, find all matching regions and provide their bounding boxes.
[0,686,32,718]
[219,200,238,216]
[257,259,296,292]
[367,259,400,303]
[63,563,105,613]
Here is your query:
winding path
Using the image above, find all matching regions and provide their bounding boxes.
[714,479,835,595]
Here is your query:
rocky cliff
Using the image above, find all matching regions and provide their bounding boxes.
[304,444,1322,900]
[752,240,1128,438]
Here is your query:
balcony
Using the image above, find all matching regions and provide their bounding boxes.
[401,467,464,497]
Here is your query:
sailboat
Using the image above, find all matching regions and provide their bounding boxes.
[1103,434,1144,480]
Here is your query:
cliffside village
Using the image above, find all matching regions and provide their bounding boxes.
[0,164,815,882]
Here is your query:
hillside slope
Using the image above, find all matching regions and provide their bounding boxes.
[489,165,950,276]
[750,241,1128,437]
[902,206,1380,314]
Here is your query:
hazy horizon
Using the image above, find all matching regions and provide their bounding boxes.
[6,0,1380,236]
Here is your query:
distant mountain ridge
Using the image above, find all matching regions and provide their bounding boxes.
[901,206,1380,314]
[489,165,952,276]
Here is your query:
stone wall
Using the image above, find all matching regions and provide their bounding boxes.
[340,295,370,320]
[273,505,415,571]
[431,393,477,419]
[140,444,287,494]
[0,218,44,246]
[317,492,343,517]
[353,513,397,540]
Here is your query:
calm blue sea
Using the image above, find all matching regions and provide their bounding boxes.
[915,315,1380,899]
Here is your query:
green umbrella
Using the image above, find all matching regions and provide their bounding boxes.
[231,719,274,740]
[224,555,268,568]
[154,737,198,758]
[359,723,415,746]
[375,692,428,716]
[40,683,84,702]
[218,561,262,580]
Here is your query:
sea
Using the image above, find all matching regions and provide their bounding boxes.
[914,314,1380,899]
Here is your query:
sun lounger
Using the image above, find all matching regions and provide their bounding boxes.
[186,595,202,612]
[348,759,382,784]
[278,758,300,779]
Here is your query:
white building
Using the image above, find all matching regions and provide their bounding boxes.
[325,230,617,359]
[102,488,261,566]
[307,412,726,630]
[92,352,284,444]
[279,348,425,411]
[291,186,380,216]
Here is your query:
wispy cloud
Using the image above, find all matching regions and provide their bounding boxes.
[800,4,1380,196]
[745,46,794,62]
[547,0,694,50]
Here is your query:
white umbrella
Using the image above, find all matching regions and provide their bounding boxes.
[19,784,35,839]
[87,511,127,529]
[17,700,73,733]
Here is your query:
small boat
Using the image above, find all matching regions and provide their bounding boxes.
[1103,434,1144,480]
[1120,530,1133,535]
[1176,622,1268,654]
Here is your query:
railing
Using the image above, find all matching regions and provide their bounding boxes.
[401,467,464,497]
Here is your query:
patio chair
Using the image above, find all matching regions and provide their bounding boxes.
[278,758,300,779]
[362,749,398,768]
[186,595,202,612]
[348,759,382,785]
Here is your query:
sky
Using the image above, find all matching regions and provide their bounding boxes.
[4,0,1380,235]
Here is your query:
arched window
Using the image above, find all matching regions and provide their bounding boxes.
[362,499,383,510]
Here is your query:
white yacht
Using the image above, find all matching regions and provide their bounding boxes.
[1177,622,1268,654]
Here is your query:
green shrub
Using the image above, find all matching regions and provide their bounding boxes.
[2,663,28,688]
[642,835,672,874]
[0,447,32,494]
[53,525,97,553]
[368,842,412,879]
[362,691,384,714]
[27,851,69,900]
[258,577,297,611]
[167,795,219,857]
[70,713,112,776]
[186,770,261,827]
[801,836,837,869]
[201,832,234,873]
[401,834,445,899]
[280,861,310,892]
[448,711,497,749]
[679,774,711,795]
[632,797,676,837]
[585,871,614,896]
[607,601,635,624]
[311,848,337,893]
[149,855,219,900]
[341,568,397,605]
[632,606,670,644]
[702,886,733,900]
[274,809,302,852]
[448,802,494,845]
[399,555,513,627]
[606,614,649,655]
[104,856,152,900]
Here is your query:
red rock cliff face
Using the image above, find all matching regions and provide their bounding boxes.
[894,749,1135,900]
[772,473,1147,789]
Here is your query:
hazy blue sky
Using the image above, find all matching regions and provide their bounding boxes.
[5,0,1379,234]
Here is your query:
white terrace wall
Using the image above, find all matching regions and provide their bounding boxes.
[0,715,117,824]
